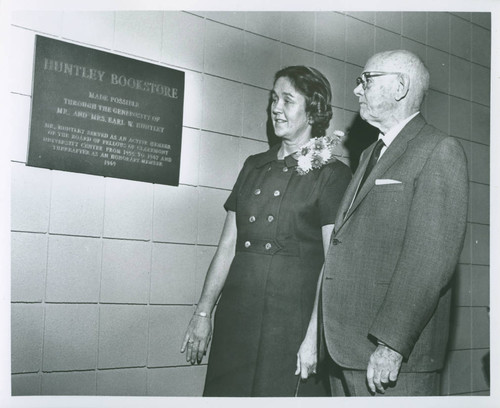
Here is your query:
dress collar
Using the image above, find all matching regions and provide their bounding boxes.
[254,143,298,168]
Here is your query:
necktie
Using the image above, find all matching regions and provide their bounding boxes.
[358,138,385,190]
[344,137,385,219]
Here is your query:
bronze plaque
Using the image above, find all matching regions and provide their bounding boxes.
[27,35,185,186]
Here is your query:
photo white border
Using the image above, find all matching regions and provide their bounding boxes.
[1,0,498,407]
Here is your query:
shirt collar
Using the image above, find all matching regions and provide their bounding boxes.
[379,111,419,147]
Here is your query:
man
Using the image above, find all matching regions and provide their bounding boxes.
[296,50,468,396]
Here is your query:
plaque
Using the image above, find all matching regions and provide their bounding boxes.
[27,35,185,186]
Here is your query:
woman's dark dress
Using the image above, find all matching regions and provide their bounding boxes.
[203,143,351,397]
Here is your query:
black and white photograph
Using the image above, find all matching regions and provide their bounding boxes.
[0,0,497,407]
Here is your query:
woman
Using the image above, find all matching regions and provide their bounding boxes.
[181,66,351,397]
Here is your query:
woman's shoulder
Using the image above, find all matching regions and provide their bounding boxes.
[321,157,352,178]
[242,144,279,168]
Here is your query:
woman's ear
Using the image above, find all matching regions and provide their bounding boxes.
[309,91,326,124]
[395,73,410,101]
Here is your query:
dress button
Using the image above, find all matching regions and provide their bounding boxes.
[267,215,274,222]
[265,243,272,250]
[282,167,288,172]
[249,216,256,223]
[254,189,261,195]
[267,166,272,172]
[244,241,251,248]
[273,190,280,197]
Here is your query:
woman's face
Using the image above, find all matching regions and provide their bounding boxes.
[271,77,311,142]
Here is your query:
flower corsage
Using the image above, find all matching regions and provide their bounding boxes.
[295,130,344,175]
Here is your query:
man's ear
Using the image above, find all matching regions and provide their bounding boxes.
[395,73,410,101]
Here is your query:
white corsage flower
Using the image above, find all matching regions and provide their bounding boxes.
[295,131,344,175]
[297,155,313,174]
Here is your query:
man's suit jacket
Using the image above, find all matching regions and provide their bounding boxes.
[321,114,468,372]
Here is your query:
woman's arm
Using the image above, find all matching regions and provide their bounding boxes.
[308,223,335,336]
[321,224,335,256]
[196,210,237,315]
[302,223,334,350]
[181,210,237,364]
[296,224,334,379]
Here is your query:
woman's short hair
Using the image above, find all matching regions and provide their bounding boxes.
[273,66,333,137]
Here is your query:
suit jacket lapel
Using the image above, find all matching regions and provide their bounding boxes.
[333,148,370,230]
[336,115,427,232]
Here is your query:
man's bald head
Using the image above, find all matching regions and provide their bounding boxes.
[366,50,430,111]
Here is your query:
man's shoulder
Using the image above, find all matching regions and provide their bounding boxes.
[420,121,449,139]
[414,121,461,149]
[411,122,466,164]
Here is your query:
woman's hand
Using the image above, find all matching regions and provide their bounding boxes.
[179,212,236,365]
[295,332,317,380]
[180,315,212,364]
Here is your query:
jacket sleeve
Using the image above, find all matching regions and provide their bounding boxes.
[368,136,469,359]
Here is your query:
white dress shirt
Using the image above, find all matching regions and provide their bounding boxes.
[378,111,420,159]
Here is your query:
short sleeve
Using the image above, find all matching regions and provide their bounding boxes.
[318,160,352,226]
[223,156,254,212]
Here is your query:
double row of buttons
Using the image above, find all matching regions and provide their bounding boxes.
[267,166,289,173]
[249,215,274,223]
[244,241,273,250]
[254,189,281,197]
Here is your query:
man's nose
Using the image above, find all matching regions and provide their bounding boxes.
[353,83,363,97]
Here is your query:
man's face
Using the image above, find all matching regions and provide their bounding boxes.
[353,57,399,128]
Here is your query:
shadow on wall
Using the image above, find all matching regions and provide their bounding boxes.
[344,115,378,173]
[440,270,458,396]
[482,351,490,388]
[447,272,490,395]
[482,307,490,388]
[266,96,378,173]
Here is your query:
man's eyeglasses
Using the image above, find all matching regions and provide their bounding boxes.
[355,71,402,90]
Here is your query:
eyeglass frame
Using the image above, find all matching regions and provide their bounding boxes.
[355,71,402,90]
